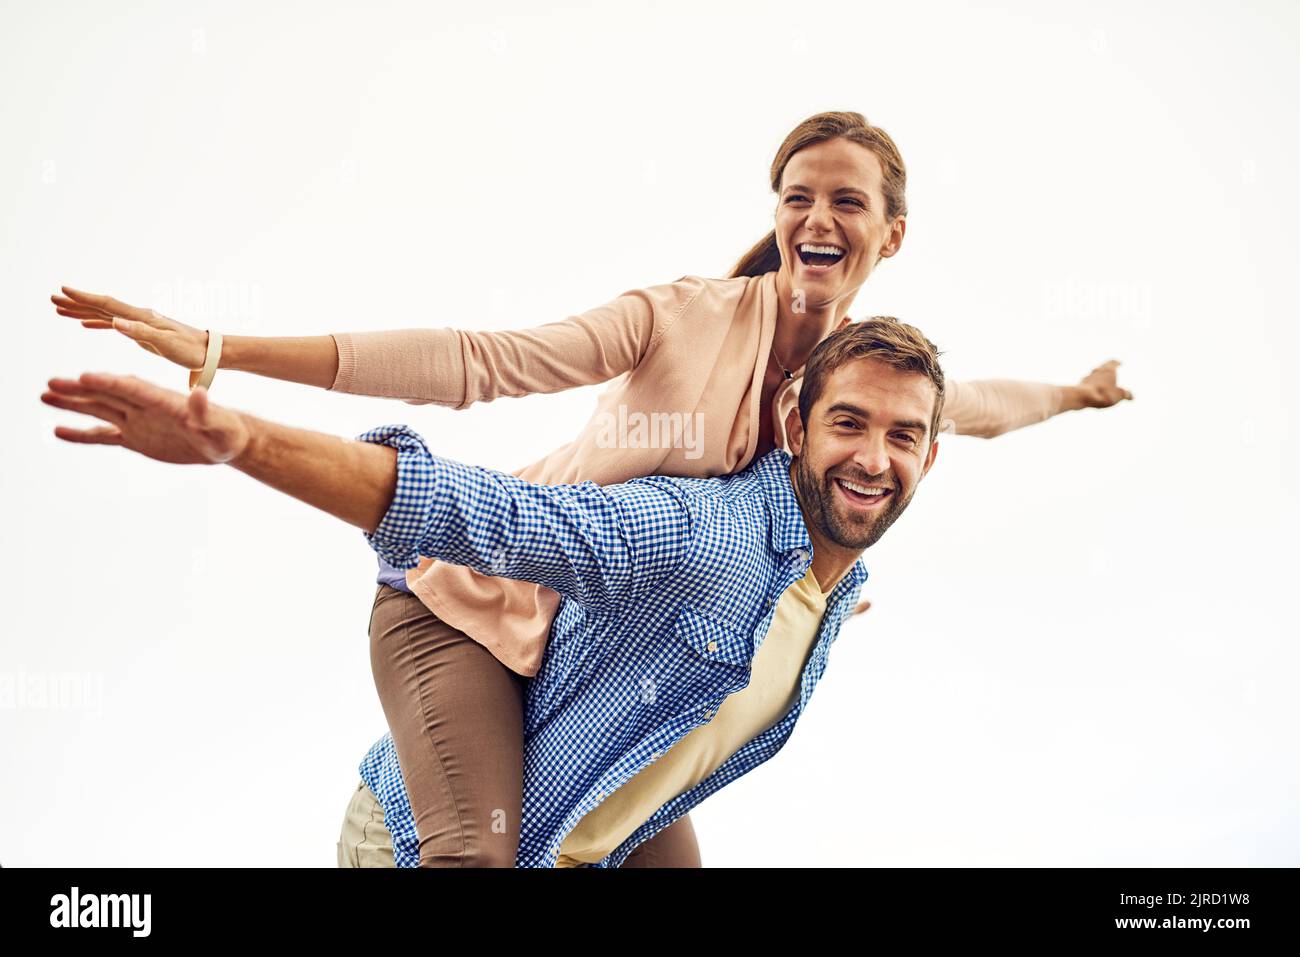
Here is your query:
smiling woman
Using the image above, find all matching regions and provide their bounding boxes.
[727,113,910,416]
[732,112,906,271]
[49,110,1131,868]
[776,137,905,296]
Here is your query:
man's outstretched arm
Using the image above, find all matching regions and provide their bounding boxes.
[232,411,397,534]
[43,372,398,533]
[42,372,696,611]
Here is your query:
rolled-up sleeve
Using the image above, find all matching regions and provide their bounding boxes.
[356,424,442,570]
[353,424,696,612]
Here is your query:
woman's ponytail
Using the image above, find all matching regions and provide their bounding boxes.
[729,231,783,278]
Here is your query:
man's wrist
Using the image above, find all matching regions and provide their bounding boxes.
[228,411,265,471]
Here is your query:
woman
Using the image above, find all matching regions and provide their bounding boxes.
[52,111,1131,867]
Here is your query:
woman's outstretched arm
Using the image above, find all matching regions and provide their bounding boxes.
[939,360,1133,439]
[51,280,682,407]
[52,287,342,388]
[328,282,665,409]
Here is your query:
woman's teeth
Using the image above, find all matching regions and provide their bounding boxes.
[798,243,846,267]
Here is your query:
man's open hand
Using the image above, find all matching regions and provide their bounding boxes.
[41,373,251,465]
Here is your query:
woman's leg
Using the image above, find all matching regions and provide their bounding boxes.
[618,813,703,868]
[369,584,528,867]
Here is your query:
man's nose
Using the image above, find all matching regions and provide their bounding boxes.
[853,434,891,478]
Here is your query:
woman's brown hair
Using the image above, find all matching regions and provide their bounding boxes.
[729,111,908,278]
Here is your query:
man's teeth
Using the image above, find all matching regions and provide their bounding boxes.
[838,478,888,497]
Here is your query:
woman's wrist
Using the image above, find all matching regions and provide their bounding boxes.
[220,335,274,375]
[209,334,341,389]
[217,333,244,371]
[188,330,223,390]
[1053,384,1085,414]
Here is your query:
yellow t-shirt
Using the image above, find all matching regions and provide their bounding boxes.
[554,565,831,867]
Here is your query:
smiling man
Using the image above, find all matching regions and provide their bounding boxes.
[43,317,942,868]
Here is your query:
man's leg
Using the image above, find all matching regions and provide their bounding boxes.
[337,779,396,868]
[618,813,702,868]
[335,775,704,869]
[369,585,528,867]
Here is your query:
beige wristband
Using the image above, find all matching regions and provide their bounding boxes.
[188,331,223,390]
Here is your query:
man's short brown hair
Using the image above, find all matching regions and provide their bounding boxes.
[797,317,946,443]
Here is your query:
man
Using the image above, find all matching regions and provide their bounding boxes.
[43,318,943,868]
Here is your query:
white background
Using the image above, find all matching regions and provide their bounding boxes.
[2,0,1296,866]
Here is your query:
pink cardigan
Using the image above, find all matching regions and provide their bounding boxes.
[330,271,1063,676]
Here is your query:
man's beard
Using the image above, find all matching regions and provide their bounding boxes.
[792,453,913,551]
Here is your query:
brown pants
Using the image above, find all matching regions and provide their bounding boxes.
[358,583,702,867]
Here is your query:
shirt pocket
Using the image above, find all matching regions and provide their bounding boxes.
[639,606,752,717]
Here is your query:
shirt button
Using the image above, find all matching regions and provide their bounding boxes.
[706,640,718,652]
[795,548,809,562]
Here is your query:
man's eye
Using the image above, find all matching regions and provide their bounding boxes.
[893,433,917,445]
[835,420,860,429]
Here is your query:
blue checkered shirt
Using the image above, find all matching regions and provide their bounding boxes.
[354,424,868,867]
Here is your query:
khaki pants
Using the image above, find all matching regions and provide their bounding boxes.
[337,777,702,868]
[337,779,396,868]
[340,583,702,868]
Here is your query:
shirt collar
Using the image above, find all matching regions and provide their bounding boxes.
[748,447,870,594]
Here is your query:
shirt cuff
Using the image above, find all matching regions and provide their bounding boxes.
[355,424,439,569]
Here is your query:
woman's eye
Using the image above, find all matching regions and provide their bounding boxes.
[837,198,864,207]
[785,194,808,203]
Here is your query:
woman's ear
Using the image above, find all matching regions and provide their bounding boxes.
[878,216,907,261]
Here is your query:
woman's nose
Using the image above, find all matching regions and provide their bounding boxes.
[805,200,834,233]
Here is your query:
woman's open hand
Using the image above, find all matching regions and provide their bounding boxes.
[1072,359,1133,409]
[51,286,210,371]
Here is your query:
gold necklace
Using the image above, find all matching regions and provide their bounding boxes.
[769,341,797,380]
